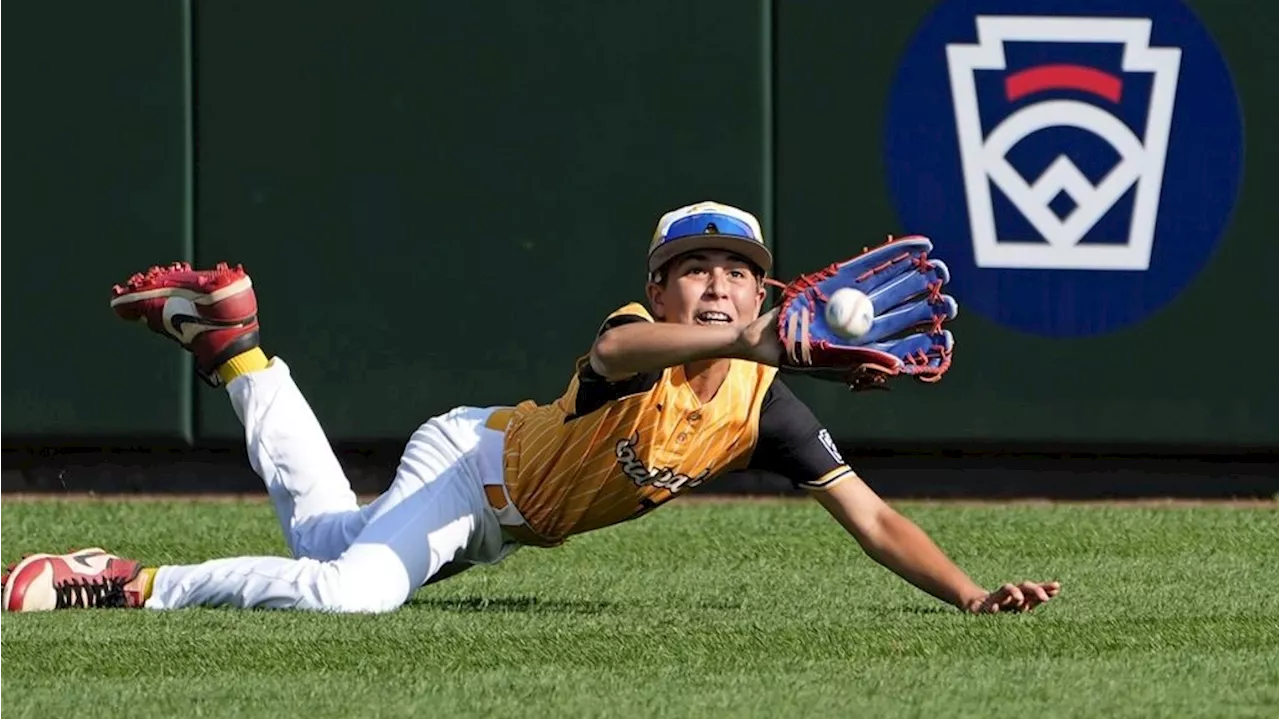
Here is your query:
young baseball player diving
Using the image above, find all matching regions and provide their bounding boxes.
[3,201,1060,615]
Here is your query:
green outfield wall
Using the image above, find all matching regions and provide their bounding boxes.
[5,0,193,439]
[5,0,1274,452]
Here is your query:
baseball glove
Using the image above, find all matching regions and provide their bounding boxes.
[765,235,957,391]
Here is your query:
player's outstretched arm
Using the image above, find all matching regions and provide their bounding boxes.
[810,473,1061,613]
[589,309,782,380]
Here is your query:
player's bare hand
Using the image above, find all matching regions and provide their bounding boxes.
[963,580,1061,614]
[735,309,782,365]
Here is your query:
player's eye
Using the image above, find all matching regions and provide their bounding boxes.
[729,269,748,279]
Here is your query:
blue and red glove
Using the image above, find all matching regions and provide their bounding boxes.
[767,235,957,391]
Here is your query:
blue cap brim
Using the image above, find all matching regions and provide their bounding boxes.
[647,234,773,274]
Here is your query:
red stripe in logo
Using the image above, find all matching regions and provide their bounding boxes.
[1005,64,1123,103]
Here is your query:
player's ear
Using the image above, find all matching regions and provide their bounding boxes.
[645,279,666,320]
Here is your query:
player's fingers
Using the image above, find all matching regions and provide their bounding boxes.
[1000,583,1024,608]
[1009,587,1034,612]
[1023,582,1050,604]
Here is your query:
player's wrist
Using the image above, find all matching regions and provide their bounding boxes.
[958,588,990,613]
[733,310,781,365]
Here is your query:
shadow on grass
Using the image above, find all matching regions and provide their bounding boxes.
[870,604,957,616]
[409,594,614,615]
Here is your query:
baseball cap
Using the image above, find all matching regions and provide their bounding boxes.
[647,201,772,277]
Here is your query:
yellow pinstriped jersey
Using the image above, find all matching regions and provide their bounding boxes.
[500,303,854,544]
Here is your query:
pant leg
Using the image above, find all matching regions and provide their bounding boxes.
[228,357,364,561]
[145,411,507,613]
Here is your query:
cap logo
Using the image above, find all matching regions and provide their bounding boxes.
[704,222,720,234]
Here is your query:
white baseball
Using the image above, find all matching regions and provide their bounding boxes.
[825,288,875,340]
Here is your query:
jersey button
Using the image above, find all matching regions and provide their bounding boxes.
[677,432,689,442]
[688,412,701,422]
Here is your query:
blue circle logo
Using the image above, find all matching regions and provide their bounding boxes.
[883,0,1244,337]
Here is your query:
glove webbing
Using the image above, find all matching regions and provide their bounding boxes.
[784,307,813,365]
[763,276,825,367]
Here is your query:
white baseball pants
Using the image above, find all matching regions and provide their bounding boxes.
[145,358,519,613]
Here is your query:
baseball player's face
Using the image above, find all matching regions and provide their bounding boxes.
[646,250,765,327]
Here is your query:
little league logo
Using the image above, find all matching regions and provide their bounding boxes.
[949,16,1181,271]
[883,0,1243,336]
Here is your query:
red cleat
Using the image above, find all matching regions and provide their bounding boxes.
[110,261,260,386]
[2,548,146,612]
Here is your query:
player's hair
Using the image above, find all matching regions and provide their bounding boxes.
[648,252,766,287]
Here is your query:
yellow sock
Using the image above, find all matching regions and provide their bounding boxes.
[138,567,157,601]
[217,347,269,384]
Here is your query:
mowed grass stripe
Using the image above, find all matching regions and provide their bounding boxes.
[2,499,1275,718]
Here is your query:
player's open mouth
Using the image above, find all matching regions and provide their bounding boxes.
[695,311,733,325]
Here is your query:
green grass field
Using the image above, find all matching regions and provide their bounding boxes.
[2,497,1276,718]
